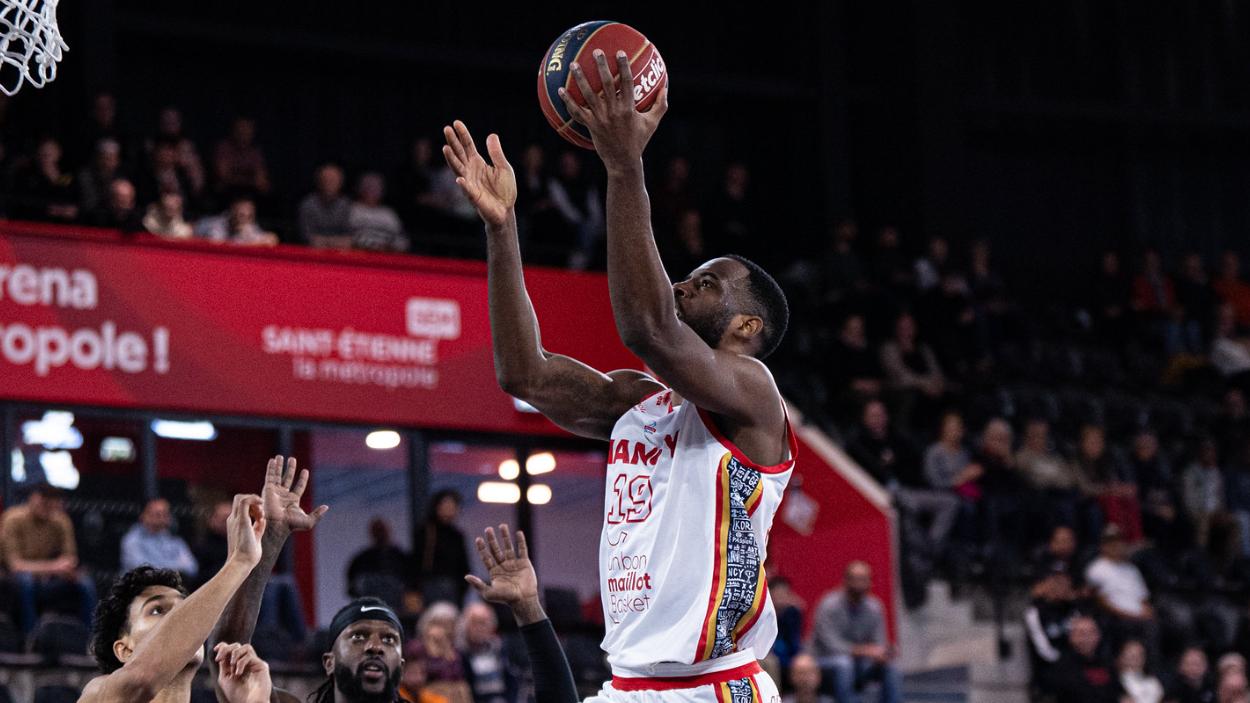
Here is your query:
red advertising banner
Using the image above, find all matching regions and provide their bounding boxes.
[0,222,641,435]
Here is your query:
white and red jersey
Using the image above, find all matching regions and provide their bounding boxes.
[599,387,796,677]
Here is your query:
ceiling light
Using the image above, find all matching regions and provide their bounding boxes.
[365,430,401,450]
[151,420,217,441]
[99,437,135,462]
[477,482,521,504]
[527,484,552,505]
[526,451,556,475]
[498,459,520,480]
[22,411,82,449]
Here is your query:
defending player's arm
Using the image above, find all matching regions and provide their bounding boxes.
[442,121,661,439]
[465,525,578,703]
[80,495,266,703]
[211,455,327,703]
[559,52,784,432]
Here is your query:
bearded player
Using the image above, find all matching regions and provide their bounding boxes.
[443,51,793,703]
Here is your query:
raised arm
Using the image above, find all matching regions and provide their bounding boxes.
[466,525,578,703]
[211,456,327,703]
[80,495,265,703]
[558,52,782,430]
[442,121,660,439]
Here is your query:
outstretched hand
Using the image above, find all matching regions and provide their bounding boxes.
[442,120,516,228]
[262,455,329,537]
[214,642,273,703]
[558,49,669,170]
[466,525,539,610]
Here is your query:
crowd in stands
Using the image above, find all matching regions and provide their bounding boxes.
[763,207,1250,699]
[0,92,761,272]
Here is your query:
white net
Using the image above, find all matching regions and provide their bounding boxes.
[0,0,66,96]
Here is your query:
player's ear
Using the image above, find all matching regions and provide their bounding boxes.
[735,314,764,341]
[113,637,133,665]
[323,652,335,676]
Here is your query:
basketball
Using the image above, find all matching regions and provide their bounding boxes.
[537,21,668,149]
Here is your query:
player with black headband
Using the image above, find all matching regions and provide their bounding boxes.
[206,458,577,703]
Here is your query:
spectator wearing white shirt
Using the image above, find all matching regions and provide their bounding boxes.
[1117,639,1163,703]
[1085,524,1158,660]
[119,498,198,580]
[142,190,193,239]
[1212,303,1250,393]
[195,196,278,246]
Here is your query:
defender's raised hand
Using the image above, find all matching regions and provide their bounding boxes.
[262,455,328,537]
[442,120,516,228]
[466,525,543,624]
[558,49,669,170]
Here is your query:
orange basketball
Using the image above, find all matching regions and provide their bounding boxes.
[537,21,668,149]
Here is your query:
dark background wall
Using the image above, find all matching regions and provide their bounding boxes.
[6,0,1250,294]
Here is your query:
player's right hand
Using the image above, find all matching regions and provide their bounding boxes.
[262,455,329,537]
[442,120,516,229]
[225,494,266,570]
[214,642,273,703]
[466,524,538,607]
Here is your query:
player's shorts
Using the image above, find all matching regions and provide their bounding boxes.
[584,661,780,703]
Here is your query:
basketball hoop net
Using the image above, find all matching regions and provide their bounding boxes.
[0,0,66,96]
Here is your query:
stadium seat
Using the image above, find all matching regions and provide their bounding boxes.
[350,573,405,614]
[33,686,79,703]
[28,613,89,663]
[0,614,23,654]
[250,623,298,663]
[562,632,610,690]
[543,587,585,632]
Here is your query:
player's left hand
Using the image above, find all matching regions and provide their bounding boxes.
[559,49,668,170]
[466,525,538,608]
[262,455,329,537]
[214,642,273,703]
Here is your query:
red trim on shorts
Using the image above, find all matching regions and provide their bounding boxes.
[696,407,797,474]
[611,661,763,691]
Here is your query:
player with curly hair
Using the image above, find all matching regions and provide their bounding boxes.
[79,494,270,703]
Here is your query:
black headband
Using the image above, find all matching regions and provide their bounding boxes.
[327,598,403,645]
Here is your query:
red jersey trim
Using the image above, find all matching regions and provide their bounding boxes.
[696,407,798,474]
[611,661,763,691]
[635,386,675,414]
[694,454,733,661]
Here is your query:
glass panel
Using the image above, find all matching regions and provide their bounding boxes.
[14,408,146,573]
[150,421,279,594]
[527,448,605,606]
[426,441,519,605]
[308,427,410,627]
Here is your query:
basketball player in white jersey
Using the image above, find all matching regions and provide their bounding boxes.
[443,50,792,702]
